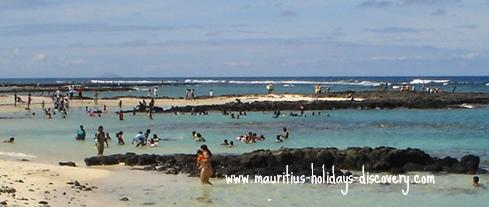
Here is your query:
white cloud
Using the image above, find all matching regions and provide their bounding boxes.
[462,52,480,59]
[13,48,20,56]
[32,53,47,61]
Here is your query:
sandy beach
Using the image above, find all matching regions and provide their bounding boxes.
[0,159,113,206]
[0,158,211,207]
[0,94,362,113]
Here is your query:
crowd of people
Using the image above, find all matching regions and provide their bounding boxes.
[73,125,172,155]
[236,132,266,144]
[185,88,196,99]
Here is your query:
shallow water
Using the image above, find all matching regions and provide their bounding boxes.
[2,98,489,206]
[97,170,489,207]
[1,105,489,166]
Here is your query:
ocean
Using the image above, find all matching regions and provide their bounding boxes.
[2,76,489,98]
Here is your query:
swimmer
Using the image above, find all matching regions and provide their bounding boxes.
[275,136,283,143]
[195,133,206,142]
[3,137,15,143]
[76,125,86,140]
[277,127,289,139]
[228,141,234,148]
[473,176,479,187]
[221,139,229,146]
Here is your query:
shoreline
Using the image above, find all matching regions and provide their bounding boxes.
[1,146,487,206]
[2,92,489,113]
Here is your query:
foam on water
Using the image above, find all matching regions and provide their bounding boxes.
[183,79,385,86]
[0,151,37,158]
[410,79,450,84]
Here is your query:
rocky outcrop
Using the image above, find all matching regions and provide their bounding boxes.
[161,92,489,112]
[84,147,482,177]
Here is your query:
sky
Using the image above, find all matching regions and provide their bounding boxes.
[0,0,488,78]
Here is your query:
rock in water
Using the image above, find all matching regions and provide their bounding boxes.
[84,147,481,176]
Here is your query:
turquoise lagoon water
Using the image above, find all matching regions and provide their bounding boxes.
[1,106,489,166]
[1,102,489,206]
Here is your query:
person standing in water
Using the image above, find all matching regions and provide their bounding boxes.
[116,131,125,145]
[119,110,124,121]
[190,89,195,99]
[95,126,106,155]
[198,144,213,185]
[76,125,86,140]
[266,84,273,94]
[154,86,158,97]
[314,85,322,94]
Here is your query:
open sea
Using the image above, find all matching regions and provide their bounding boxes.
[1,76,489,97]
[1,76,489,206]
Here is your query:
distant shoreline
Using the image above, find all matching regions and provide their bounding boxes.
[1,92,489,113]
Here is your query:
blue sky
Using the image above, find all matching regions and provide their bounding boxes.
[0,0,488,77]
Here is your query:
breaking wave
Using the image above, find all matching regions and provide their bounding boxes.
[183,79,384,86]
[410,79,450,85]
[0,151,37,159]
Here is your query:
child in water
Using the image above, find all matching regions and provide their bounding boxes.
[148,134,159,147]
[196,150,204,168]
[116,131,125,145]
[3,137,15,143]
[473,176,480,187]
[105,133,112,147]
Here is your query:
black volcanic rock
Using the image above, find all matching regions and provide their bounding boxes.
[448,155,480,174]
[58,161,77,167]
[84,147,482,177]
[158,92,489,113]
